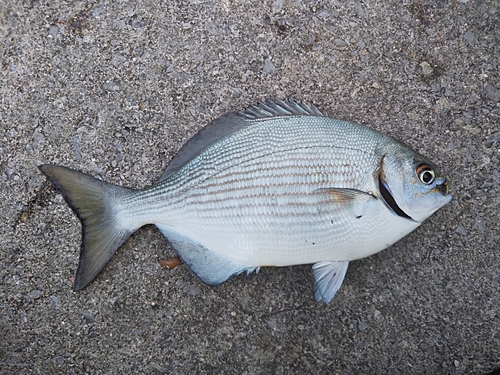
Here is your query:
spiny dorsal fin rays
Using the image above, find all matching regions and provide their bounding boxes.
[240,99,327,120]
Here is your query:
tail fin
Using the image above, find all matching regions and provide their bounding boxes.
[39,165,134,291]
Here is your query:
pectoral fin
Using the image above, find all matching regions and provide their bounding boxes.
[312,260,349,303]
[313,188,378,219]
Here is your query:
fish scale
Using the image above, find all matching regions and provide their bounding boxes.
[39,99,451,302]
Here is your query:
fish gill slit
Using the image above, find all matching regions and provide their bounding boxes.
[378,174,413,220]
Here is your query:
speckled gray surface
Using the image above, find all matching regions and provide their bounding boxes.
[1,1,499,374]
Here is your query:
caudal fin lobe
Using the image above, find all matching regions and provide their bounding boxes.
[39,165,134,291]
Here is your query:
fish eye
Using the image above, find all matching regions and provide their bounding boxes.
[416,164,435,184]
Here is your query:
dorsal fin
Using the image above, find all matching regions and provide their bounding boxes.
[159,99,327,181]
[241,99,327,119]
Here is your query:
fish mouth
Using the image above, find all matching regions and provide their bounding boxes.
[436,179,450,196]
[378,174,414,221]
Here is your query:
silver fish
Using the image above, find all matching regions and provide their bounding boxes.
[39,100,452,303]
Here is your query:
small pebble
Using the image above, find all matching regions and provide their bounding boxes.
[205,20,218,35]
[462,148,474,162]
[73,135,82,160]
[456,226,468,236]
[80,310,95,323]
[90,3,105,18]
[355,3,367,18]
[53,355,64,367]
[266,317,277,330]
[436,97,451,110]
[420,61,433,76]
[131,19,144,28]
[474,218,486,232]
[262,57,275,76]
[464,31,476,44]
[485,133,500,148]
[484,83,500,103]
[111,54,125,67]
[49,295,60,309]
[27,290,42,301]
[48,25,59,38]
[32,128,45,149]
[272,0,285,13]
[358,321,369,331]
[103,81,120,91]
[333,38,347,49]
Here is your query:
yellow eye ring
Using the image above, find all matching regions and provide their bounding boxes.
[416,164,435,184]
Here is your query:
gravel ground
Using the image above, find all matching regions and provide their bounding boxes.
[1,0,499,374]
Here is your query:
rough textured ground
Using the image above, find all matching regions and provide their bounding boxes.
[1,0,499,374]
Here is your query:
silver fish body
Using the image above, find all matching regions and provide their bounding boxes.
[40,100,452,302]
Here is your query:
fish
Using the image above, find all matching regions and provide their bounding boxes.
[39,99,452,303]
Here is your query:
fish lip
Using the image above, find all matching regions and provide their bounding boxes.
[435,178,450,196]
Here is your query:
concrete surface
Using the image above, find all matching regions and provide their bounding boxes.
[1,0,499,374]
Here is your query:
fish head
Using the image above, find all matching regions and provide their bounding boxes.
[375,149,452,223]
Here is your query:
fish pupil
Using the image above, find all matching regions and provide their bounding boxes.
[421,171,433,183]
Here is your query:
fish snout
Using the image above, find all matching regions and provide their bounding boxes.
[436,178,450,196]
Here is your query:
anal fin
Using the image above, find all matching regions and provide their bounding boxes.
[312,260,349,303]
[157,225,255,286]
